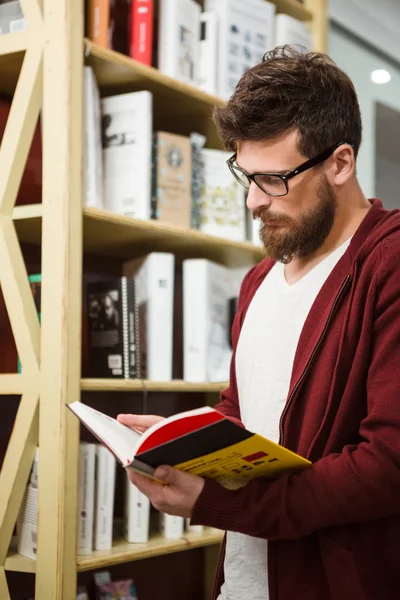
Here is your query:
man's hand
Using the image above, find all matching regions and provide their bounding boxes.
[127,465,205,519]
[117,413,165,433]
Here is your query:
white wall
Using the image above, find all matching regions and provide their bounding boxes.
[329,0,400,65]
[329,25,400,200]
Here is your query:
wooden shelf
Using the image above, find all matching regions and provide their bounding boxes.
[81,379,227,393]
[4,549,36,574]
[5,529,223,573]
[77,529,224,572]
[274,0,313,21]
[13,204,265,267]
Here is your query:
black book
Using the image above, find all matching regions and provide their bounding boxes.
[86,278,140,378]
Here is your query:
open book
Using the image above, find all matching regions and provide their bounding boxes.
[68,403,311,489]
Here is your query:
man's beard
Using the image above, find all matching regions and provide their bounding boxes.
[253,176,337,264]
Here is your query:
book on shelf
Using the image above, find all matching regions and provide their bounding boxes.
[198,11,219,95]
[200,148,246,242]
[67,403,311,490]
[85,278,140,379]
[84,66,103,209]
[205,0,275,100]
[130,0,154,65]
[17,448,39,560]
[86,0,131,54]
[101,90,153,219]
[158,0,201,86]
[77,442,96,555]
[275,13,313,51]
[159,513,184,539]
[94,444,117,551]
[190,132,206,230]
[123,252,175,381]
[124,476,150,543]
[186,518,204,534]
[151,131,192,229]
[0,0,26,33]
[183,258,232,383]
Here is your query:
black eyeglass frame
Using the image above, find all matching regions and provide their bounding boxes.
[227,141,353,197]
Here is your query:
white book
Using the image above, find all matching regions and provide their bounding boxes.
[159,513,184,539]
[101,91,153,219]
[84,66,103,209]
[200,148,246,242]
[185,518,204,533]
[183,259,232,382]
[158,0,201,85]
[275,13,313,51]
[77,442,96,555]
[124,479,150,543]
[123,252,175,381]
[205,0,275,99]
[198,11,219,95]
[94,445,116,551]
[17,448,39,560]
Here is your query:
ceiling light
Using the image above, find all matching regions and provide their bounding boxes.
[371,69,391,84]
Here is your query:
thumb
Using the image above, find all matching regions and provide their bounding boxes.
[154,465,175,484]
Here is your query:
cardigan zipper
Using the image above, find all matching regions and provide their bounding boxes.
[278,274,352,446]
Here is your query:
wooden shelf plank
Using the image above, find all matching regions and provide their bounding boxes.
[4,550,36,573]
[85,39,225,113]
[5,529,223,574]
[77,529,224,572]
[13,204,265,266]
[81,379,227,393]
[274,0,313,21]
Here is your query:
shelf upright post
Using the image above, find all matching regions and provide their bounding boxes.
[35,0,84,598]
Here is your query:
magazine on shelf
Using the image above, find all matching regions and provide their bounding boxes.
[67,403,311,490]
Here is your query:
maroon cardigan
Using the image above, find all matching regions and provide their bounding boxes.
[191,199,400,600]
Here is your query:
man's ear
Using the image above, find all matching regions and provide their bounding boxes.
[328,144,355,186]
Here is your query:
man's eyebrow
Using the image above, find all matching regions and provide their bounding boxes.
[235,159,289,176]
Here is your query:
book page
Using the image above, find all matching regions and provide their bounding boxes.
[68,402,141,467]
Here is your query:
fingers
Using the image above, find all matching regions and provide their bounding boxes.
[117,413,164,432]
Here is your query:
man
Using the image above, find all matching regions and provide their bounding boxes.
[118,47,400,599]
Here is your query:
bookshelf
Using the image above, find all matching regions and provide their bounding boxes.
[0,1,328,599]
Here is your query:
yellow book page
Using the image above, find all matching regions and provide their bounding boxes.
[175,434,311,489]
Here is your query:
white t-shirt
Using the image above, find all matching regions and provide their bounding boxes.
[218,239,351,600]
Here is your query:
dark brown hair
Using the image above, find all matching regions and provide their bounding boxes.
[213,46,362,159]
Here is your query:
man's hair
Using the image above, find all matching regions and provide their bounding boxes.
[213,46,362,159]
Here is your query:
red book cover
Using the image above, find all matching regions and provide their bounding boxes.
[130,0,153,65]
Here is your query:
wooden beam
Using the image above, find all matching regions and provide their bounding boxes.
[0,394,39,565]
[0,217,40,375]
[35,0,83,598]
[0,43,43,216]
[0,375,39,395]
[20,0,43,31]
[0,568,11,600]
[305,0,328,53]
[0,32,29,55]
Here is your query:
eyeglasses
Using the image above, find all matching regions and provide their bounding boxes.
[227,141,352,197]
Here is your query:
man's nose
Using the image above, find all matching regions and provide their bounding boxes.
[246,182,272,212]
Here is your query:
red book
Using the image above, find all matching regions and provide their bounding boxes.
[130,0,153,65]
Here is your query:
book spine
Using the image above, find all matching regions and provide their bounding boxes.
[190,132,206,230]
[17,448,39,560]
[159,513,184,539]
[147,253,175,381]
[87,0,110,48]
[124,479,150,543]
[121,277,130,379]
[183,260,208,382]
[83,67,103,209]
[185,518,204,533]
[125,277,139,378]
[77,443,96,555]
[131,0,154,65]
[197,11,218,95]
[150,131,158,219]
[94,445,116,551]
